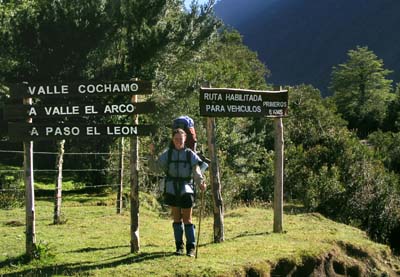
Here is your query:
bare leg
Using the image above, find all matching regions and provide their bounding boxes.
[171,206,182,223]
[181,208,193,224]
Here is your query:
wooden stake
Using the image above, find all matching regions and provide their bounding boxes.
[117,137,125,214]
[206,117,224,243]
[195,190,205,259]
[53,139,65,224]
[130,95,140,253]
[273,116,284,233]
[23,96,36,258]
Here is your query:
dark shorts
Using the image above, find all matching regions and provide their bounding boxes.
[164,193,195,208]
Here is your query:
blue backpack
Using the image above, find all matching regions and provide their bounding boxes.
[172,116,197,151]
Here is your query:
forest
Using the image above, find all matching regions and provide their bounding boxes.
[1,0,400,257]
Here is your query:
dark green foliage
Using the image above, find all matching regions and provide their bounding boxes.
[0,0,112,82]
[216,118,274,204]
[284,85,350,210]
[368,131,400,174]
[285,85,400,250]
[384,83,400,132]
[0,164,24,209]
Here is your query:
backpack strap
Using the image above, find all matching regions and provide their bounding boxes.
[164,148,172,194]
[186,149,196,198]
[167,148,172,169]
[186,149,192,172]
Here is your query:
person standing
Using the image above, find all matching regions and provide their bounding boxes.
[149,128,207,257]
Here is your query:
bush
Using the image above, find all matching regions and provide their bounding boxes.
[368,130,400,174]
[0,164,24,209]
[31,240,55,261]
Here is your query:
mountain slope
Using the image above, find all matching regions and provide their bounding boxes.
[215,0,400,95]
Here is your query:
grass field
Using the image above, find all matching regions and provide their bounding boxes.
[1,192,399,276]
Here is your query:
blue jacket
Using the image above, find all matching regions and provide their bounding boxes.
[150,148,204,196]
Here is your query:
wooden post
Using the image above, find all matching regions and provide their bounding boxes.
[273,116,284,233]
[117,137,125,214]
[53,139,65,224]
[23,96,36,258]
[130,95,140,253]
[206,117,224,242]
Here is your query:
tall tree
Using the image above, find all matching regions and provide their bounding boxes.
[330,46,394,138]
[86,0,220,80]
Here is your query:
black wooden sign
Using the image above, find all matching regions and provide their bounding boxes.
[199,87,288,117]
[9,80,152,99]
[7,123,156,141]
[4,101,156,120]
[3,80,156,141]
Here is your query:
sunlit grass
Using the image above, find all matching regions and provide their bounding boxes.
[0,192,398,276]
[35,180,85,191]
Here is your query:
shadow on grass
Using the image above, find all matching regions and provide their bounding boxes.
[1,251,174,277]
[0,254,30,269]
[198,231,272,248]
[283,204,308,215]
[68,244,128,253]
[229,231,271,241]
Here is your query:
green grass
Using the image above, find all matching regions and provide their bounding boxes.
[35,180,85,191]
[0,193,399,276]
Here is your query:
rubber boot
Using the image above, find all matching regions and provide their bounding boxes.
[184,223,196,257]
[173,222,184,255]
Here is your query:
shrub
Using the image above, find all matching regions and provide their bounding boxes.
[0,164,24,209]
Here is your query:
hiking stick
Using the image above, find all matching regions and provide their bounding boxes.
[195,189,205,259]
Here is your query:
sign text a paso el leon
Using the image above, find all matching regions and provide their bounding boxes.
[199,87,288,117]
[9,80,152,98]
[7,123,156,141]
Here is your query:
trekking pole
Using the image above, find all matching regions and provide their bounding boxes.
[195,189,205,259]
